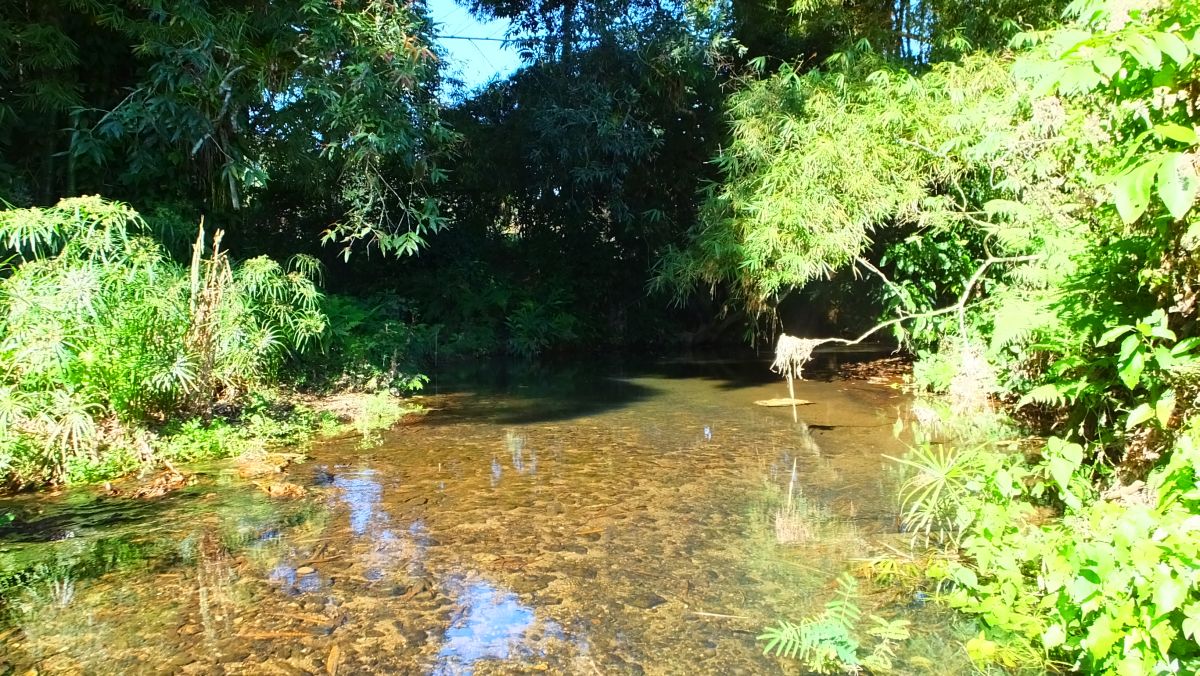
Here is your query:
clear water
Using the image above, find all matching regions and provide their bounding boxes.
[0,354,967,674]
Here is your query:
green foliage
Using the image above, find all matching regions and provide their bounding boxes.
[911,349,962,394]
[297,292,432,393]
[897,420,1200,674]
[655,48,1019,316]
[154,398,338,464]
[889,438,993,546]
[760,572,911,673]
[0,0,451,258]
[1021,309,1199,436]
[352,392,418,448]
[412,0,733,354]
[0,197,326,487]
[506,291,578,358]
[692,1,1200,673]
[878,224,984,348]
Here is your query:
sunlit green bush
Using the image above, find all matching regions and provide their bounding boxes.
[0,196,326,487]
[894,420,1200,674]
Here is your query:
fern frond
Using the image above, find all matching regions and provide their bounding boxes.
[989,295,1055,353]
[824,573,862,629]
[866,615,912,641]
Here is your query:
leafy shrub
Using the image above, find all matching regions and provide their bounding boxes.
[897,421,1200,674]
[505,290,578,358]
[352,392,419,448]
[910,349,961,394]
[0,197,326,486]
[296,292,432,393]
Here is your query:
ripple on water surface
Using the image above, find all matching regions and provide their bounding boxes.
[0,355,967,674]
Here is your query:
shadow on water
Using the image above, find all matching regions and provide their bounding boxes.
[419,356,663,426]
[420,347,897,428]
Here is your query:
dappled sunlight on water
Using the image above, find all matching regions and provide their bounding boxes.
[0,355,974,674]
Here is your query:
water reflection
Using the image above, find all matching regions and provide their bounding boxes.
[492,431,538,488]
[434,576,562,674]
[490,457,502,487]
[333,468,386,536]
[506,430,536,476]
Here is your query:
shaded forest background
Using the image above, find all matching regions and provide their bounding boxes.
[2,0,1059,356]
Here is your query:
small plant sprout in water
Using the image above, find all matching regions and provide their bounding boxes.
[49,574,75,608]
[775,459,825,545]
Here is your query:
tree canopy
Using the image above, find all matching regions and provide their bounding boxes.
[1,0,452,257]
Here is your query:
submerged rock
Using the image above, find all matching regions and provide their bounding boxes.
[254,480,306,498]
[623,592,667,610]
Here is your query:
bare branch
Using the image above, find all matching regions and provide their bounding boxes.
[775,254,1041,381]
[855,256,908,319]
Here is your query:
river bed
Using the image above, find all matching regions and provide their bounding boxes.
[0,355,970,674]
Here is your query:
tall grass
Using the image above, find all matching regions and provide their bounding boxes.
[0,197,326,487]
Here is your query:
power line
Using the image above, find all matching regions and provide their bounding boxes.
[435,33,602,44]
[437,34,510,42]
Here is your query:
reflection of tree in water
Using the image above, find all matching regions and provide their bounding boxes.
[491,430,539,487]
[0,536,162,626]
[749,424,869,568]
[334,469,387,536]
[765,422,825,486]
[0,493,326,671]
[184,525,237,640]
[508,430,537,475]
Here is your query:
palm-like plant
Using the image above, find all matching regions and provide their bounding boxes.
[0,197,330,486]
[886,441,985,546]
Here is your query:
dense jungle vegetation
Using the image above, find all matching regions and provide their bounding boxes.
[2,0,1200,672]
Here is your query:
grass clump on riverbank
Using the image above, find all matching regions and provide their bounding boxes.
[0,197,421,491]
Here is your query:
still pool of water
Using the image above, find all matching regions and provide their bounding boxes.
[0,355,967,674]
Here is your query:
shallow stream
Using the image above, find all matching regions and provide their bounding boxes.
[0,354,968,674]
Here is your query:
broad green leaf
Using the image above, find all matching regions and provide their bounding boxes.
[1152,31,1191,65]
[965,633,998,663]
[1155,346,1176,370]
[1154,573,1187,614]
[953,565,979,588]
[1049,28,1094,56]
[1043,624,1067,649]
[1171,337,1200,356]
[1048,437,1084,466]
[1157,152,1199,220]
[1097,324,1134,346]
[1111,158,1161,223]
[1093,54,1123,77]
[1153,62,1180,88]
[1046,438,1084,509]
[1154,123,1198,144]
[1124,33,1162,69]
[1182,604,1200,641]
[1058,61,1105,93]
[1125,402,1154,430]
[1085,612,1121,660]
[1118,349,1145,390]
[1156,391,1177,426]
[1119,333,1141,362]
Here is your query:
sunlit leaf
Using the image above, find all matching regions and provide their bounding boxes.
[1157,152,1198,221]
[1110,158,1161,223]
